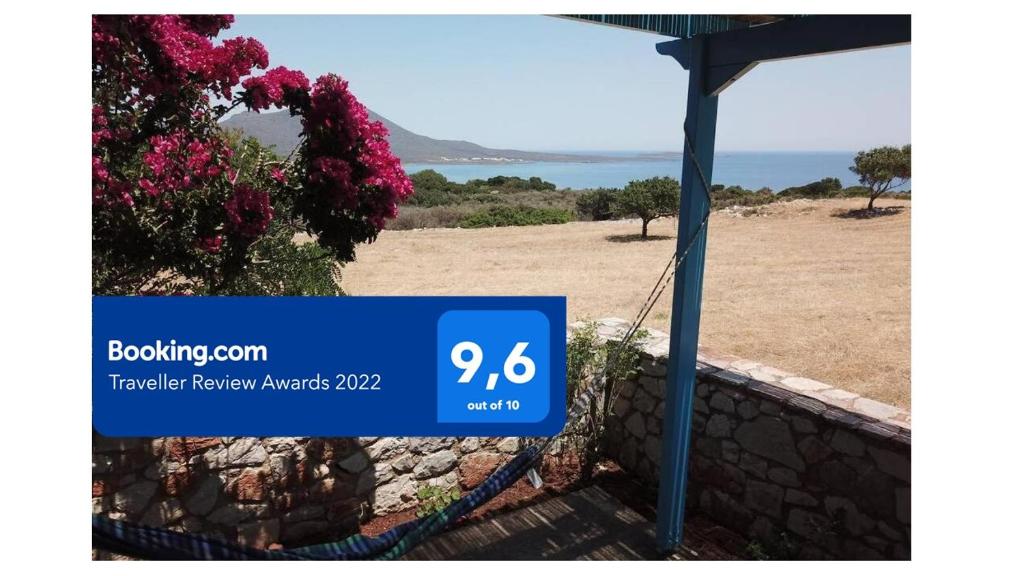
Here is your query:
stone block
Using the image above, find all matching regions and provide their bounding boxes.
[496,437,520,453]
[767,467,800,488]
[785,489,818,507]
[337,451,370,474]
[786,396,827,416]
[852,397,903,421]
[373,475,416,514]
[745,480,784,518]
[709,392,735,414]
[830,429,866,457]
[787,508,831,544]
[721,440,740,464]
[366,437,405,461]
[735,416,805,472]
[821,409,863,430]
[790,416,817,434]
[713,370,749,387]
[797,436,832,465]
[706,414,733,438]
[693,397,709,414]
[738,452,767,479]
[867,446,910,482]
[184,476,221,516]
[632,388,657,414]
[624,412,647,438]
[413,450,458,479]
[409,437,455,454]
[639,376,666,399]
[737,400,759,420]
[113,480,158,516]
[780,377,831,393]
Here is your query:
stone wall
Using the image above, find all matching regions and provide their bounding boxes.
[93,434,522,550]
[593,318,912,560]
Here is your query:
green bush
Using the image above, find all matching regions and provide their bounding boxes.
[465,175,557,191]
[415,485,461,518]
[777,177,843,199]
[407,170,458,207]
[565,321,648,476]
[458,205,573,228]
[709,185,776,210]
[575,188,620,221]
[214,233,342,296]
[409,169,450,192]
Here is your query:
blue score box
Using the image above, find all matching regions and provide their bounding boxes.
[93,296,566,437]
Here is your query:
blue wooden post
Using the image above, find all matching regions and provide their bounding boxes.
[655,33,719,553]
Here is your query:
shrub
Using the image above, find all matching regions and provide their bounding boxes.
[575,188,620,221]
[415,485,460,517]
[407,170,458,206]
[386,205,478,230]
[709,185,776,210]
[565,322,647,477]
[777,177,843,199]
[409,169,450,192]
[458,206,573,228]
[466,175,557,191]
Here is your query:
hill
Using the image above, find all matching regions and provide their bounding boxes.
[221,109,612,164]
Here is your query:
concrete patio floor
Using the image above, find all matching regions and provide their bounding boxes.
[403,485,738,560]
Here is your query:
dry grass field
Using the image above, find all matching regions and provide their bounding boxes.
[343,198,910,408]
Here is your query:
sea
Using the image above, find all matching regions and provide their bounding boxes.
[404,151,910,192]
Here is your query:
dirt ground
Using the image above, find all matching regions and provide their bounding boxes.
[343,198,910,408]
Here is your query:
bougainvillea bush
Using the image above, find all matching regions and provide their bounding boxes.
[92,15,413,295]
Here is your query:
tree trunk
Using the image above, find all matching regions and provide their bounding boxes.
[641,219,649,239]
[868,193,878,211]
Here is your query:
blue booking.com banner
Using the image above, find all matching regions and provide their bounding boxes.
[93,296,566,437]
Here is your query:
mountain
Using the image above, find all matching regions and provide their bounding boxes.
[221,109,614,164]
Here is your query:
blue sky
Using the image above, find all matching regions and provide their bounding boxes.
[229,15,910,153]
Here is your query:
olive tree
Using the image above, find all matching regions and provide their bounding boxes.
[849,145,911,210]
[615,177,680,239]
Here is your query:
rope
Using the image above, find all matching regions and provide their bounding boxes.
[92,130,717,561]
[545,128,715,442]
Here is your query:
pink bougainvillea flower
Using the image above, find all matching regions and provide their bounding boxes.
[241,66,310,111]
[224,184,273,239]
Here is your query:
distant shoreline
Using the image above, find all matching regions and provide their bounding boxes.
[402,150,906,192]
